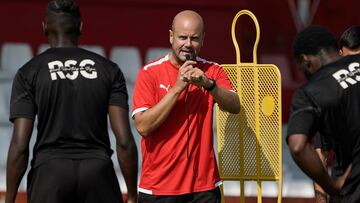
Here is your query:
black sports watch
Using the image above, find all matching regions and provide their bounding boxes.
[204,78,216,91]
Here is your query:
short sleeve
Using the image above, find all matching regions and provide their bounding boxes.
[10,71,36,122]
[286,88,319,139]
[109,68,129,109]
[213,65,234,91]
[131,69,156,117]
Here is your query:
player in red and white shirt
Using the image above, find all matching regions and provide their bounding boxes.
[132,10,240,202]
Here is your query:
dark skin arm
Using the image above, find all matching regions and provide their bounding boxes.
[109,105,138,203]
[6,118,33,203]
[288,134,352,196]
[314,148,329,203]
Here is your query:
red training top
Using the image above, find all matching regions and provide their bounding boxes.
[132,54,234,195]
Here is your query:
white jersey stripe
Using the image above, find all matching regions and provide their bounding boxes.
[215,181,223,187]
[131,107,149,118]
[138,187,153,194]
[138,180,223,195]
[144,54,169,70]
[143,55,218,70]
[138,182,223,195]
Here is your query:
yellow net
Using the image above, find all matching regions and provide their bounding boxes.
[216,10,282,203]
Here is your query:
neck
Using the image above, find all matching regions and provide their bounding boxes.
[48,34,79,48]
[169,52,183,68]
[318,49,341,67]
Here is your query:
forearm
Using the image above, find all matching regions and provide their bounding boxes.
[313,149,329,202]
[210,85,240,114]
[6,146,29,203]
[290,142,337,195]
[135,87,182,135]
[117,140,138,201]
[6,118,33,203]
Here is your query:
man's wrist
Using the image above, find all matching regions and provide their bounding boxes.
[204,78,216,91]
[169,85,184,95]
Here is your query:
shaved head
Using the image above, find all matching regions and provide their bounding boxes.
[44,0,81,35]
[171,10,204,33]
[169,10,205,66]
[43,0,82,47]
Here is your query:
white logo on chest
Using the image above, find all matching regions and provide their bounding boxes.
[160,84,170,92]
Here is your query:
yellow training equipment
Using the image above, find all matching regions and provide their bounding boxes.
[216,10,282,203]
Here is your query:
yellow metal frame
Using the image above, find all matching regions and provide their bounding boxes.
[216,10,282,203]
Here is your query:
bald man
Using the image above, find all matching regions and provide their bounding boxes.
[132,10,240,202]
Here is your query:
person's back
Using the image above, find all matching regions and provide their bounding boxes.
[312,25,360,202]
[287,26,360,202]
[16,47,127,164]
[6,1,138,203]
[295,54,360,199]
[314,26,360,203]
[301,54,360,150]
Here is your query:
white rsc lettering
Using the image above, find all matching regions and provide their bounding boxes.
[48,59,97,81]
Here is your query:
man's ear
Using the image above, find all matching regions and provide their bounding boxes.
[301,54,312,70]
[169,29,173,45]
[42,21,48,35]
[339,48,344,56]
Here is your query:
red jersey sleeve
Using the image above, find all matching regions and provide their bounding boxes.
[131,68,157,117]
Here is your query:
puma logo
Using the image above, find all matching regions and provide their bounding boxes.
[160,84,170,92]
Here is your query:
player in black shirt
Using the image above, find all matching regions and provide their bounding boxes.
[313,25,360,203]
[339,25,360,56]
[5,0,138,203]
[287,26,360,202]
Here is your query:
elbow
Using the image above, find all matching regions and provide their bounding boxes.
[227,101,240,114]
[288,138,307,159]
[136,125,152,137]
[137,130,149,137]
[8,143,29,161]
[226,107,240,114]
[10,140,29,155]
[289,143,305,158]
[218,95,240,114]
[134,113,153,137]
[231,104,240,114]
[117,138,136,151]
[218,105,240,114]
[229,93,240,114]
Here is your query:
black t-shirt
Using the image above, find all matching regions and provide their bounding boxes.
[10,47,128,167]
[287,54,360,198]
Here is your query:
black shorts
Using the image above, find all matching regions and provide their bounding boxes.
[27,158,122,203]
[138,187,221,203]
